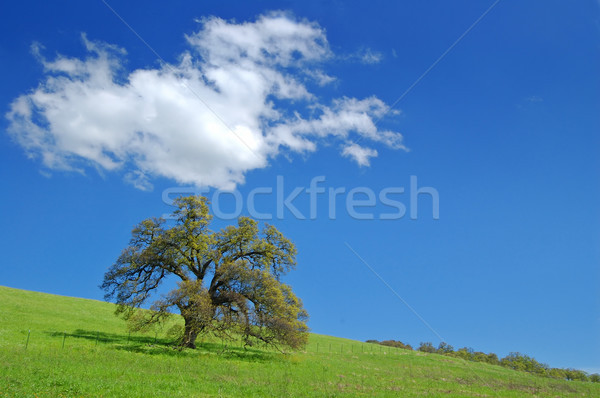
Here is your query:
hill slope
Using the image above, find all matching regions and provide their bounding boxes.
[0,285,597,397]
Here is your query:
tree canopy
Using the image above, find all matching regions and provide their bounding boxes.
[101,195,308,350]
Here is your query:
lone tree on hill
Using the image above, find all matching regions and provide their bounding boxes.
[101,195,308,350]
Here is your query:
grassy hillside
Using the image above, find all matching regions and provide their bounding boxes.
[0,286,598,397]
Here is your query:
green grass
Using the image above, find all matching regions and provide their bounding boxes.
[1,286,598,397]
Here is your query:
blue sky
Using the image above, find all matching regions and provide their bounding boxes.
[1,0,599,373]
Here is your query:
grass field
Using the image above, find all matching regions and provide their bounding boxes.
[1,285,598,397]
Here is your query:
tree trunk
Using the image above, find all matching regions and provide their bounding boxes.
[181,319,199,349]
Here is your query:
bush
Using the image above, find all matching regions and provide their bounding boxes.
[500,352,548,375]
[564,369,589,382]
[473,352,489,363]
[380,340,413,350]
[485,352,500,365]
[365,339,412,350]
[436,342,454,355]
[418,342,436,353]
[366,340,596,384]
[451,347,472,360]
[549,368,567,380]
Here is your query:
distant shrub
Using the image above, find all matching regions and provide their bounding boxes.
[450,347,472,360]
[549,368,567,380]
[451,350,496,365]
[564,369,589,382]
[500,352,549,375]
[380,340,413,350]
[485,352,500,365]
[366,339,595,384]
[436,342,454,355]
[364,339,412,350]
[472,352,489,363]
[418,342,436,353]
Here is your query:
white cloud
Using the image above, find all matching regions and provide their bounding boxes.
[342,143,377,167]
[340,47,383,64]
[305,69,336,86]
[359,48,383,64]
[6,12,405,190]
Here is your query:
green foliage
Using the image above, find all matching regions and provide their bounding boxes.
[452,347,474,361]
[373,339,594,384]
[436,341,454,355]
[564,368,590,382]
[548,367,567,380]
[418,341,436,353]
[486,352,500,365]
[500,352,549,375]
[2,286,600,397]
[366,339,413,350]
[102,195,308,350]
[381,339,413,350]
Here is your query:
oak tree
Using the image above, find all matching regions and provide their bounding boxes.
[101,196,308,350]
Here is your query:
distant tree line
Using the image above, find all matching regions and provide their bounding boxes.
[365,339,413,350]
[366,340,599,383]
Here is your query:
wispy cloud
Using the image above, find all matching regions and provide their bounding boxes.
[517,95,544,110]
[525,95,543,103]
[358,48,383,64]
[337,47,384,65]
[305,69,337,86]
[342,143,378,166]
[6,12,405,190]
[343,47,383,64]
